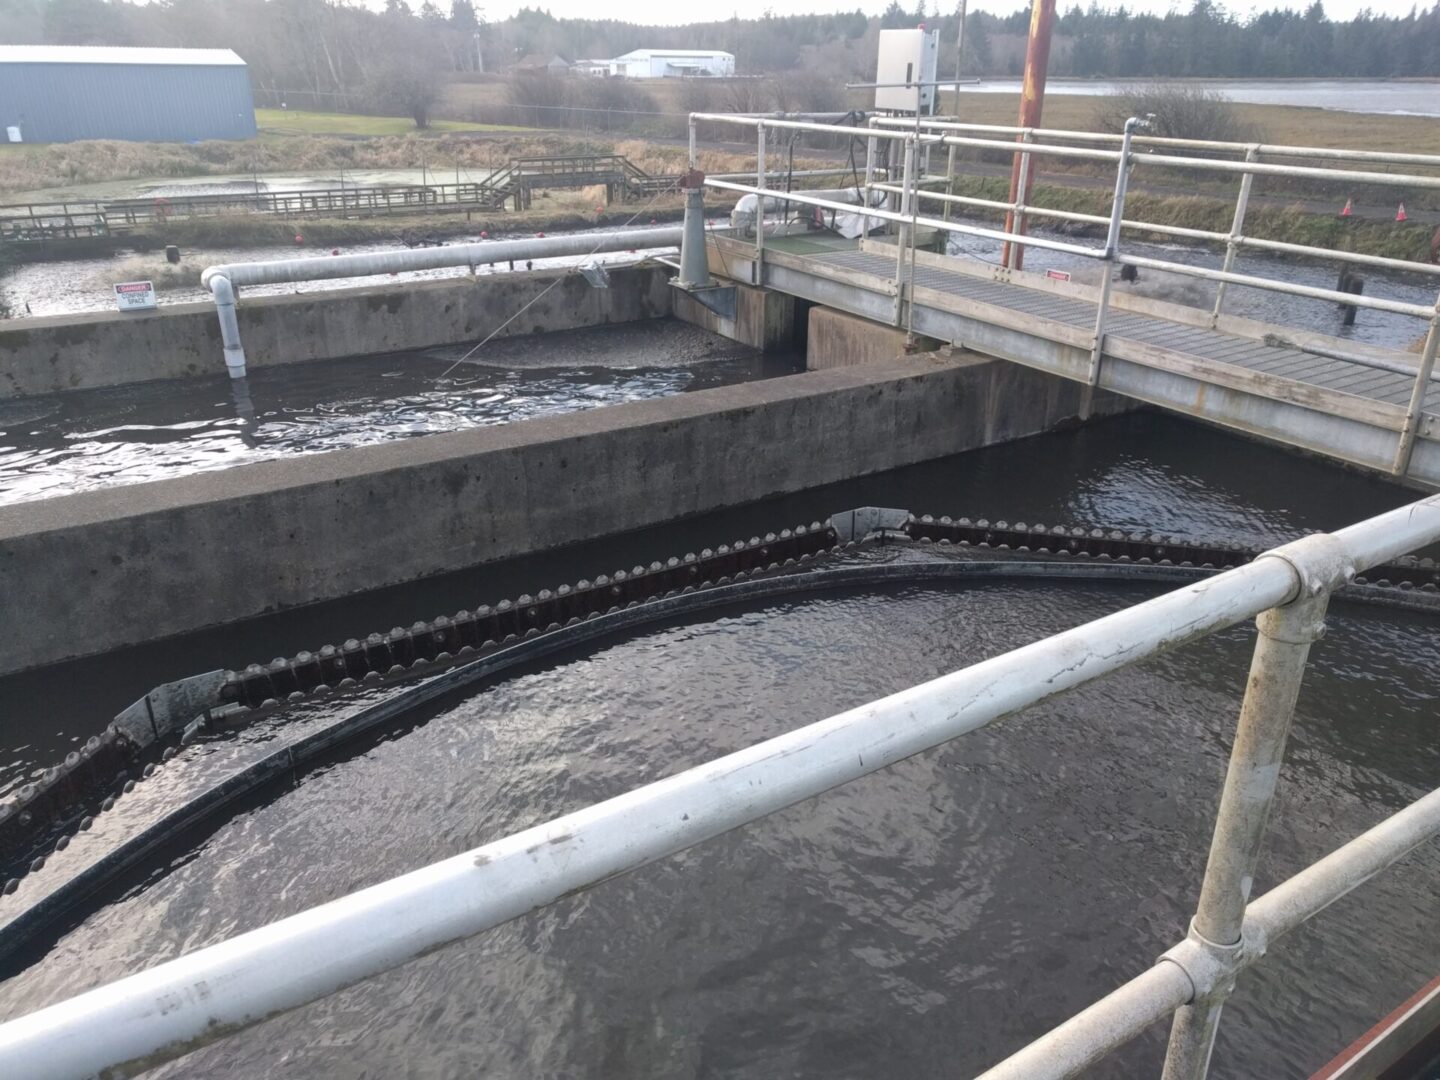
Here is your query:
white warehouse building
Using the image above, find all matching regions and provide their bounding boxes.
[608,49,735,78]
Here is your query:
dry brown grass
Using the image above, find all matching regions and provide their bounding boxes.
[0,132,619,199]
[943,92,1440,157]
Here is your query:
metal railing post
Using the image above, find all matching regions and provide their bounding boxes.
[862,131,878,238]
[1083,115,1147,414]
[1211,146,1258,327]
[688,115,697,170]
[894,136,916,326]
[1005,131,1033,270]
[755,122,767,286]
[1161,585,1331,1080]
[943,142,957,223]
[1392,308,1440,478]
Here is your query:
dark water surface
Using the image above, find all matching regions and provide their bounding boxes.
[0,321,792,506]
[1,581,1437,1079]
[1,410,1437,1078]
[0,410,1421,799]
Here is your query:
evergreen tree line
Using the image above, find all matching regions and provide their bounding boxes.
[0,0,1435,111]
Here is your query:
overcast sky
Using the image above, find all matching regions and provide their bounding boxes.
[478,0,1429,25]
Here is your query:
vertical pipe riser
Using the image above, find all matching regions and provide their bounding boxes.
[678,187,710,290]
[210,275,247,380]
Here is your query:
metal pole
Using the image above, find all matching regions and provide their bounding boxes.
[943,143,957,222]
[955,0,968,101]
[1392,309,1440,478]
[1000,0,1056,269]
[1211,146,1257,327]
[907,136,920,346]
[1083,115,1145,411]
[862,130,878,238]
[688,115,698,170]
[894,136,916,327]
[755,122,767,285]
[1161,587,1331,1080]
[1006,133,1033,270]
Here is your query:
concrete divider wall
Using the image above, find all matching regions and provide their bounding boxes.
[0,266,674,399]
[0,354,1130,674]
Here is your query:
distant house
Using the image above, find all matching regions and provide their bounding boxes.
[604,50,735,78]
[513,53,572,76]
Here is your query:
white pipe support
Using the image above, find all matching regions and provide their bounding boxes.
[208,274,247,380]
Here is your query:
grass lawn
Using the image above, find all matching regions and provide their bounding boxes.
[255,108,523,137]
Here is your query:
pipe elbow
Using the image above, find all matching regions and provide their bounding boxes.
[208,273,235,305]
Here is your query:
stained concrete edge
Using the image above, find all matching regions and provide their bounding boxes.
[0,351,1130,673]
[0,357,962,536]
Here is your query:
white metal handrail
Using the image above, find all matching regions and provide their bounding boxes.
[690,114,1440,190]
[2,497,1440,1079]
[873,182,1440,280]
[703,177,1438,320]
[869,115,1440,170]
[690,110,1440,475]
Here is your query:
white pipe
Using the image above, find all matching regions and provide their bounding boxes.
[208,274,246,379]
[978,783,1440,1080]
[200,226,687,290]
[5,500,1440,1079]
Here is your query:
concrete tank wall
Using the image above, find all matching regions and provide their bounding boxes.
[0,353,1130,674]
[0,266,675,399]
[806,307,942,370]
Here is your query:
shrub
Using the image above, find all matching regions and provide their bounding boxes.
[1093,84,1264,145]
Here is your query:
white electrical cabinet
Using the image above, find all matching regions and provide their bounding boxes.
[874,28,939,113]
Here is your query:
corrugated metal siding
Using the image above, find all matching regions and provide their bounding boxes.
[0,62,256,143]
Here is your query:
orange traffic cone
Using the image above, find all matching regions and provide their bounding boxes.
[1340,197,1353,217]
[1396,202,1408,222]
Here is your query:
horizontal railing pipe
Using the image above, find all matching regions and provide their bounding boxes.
[974,963,1195,1080]
[892,183,1230,243]
[902,183,1440,278]
[697,114,1440,188]
[704,178,1104,259]
[1246,784,1440,940]
[711,177,1438,321]
[872,116,1440,169]
[977,783,1440,1080]
[1116,254,1438,319]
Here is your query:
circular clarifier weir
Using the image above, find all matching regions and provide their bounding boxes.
[1,571,1437,1078]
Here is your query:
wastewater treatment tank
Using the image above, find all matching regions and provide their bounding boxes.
[1,494,1438,1078]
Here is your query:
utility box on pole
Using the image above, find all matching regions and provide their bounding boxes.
[874,28,940,113]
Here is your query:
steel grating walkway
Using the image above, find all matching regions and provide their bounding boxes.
[808,248,1439,415]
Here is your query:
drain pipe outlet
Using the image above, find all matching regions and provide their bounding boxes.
[209,274,247,380]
